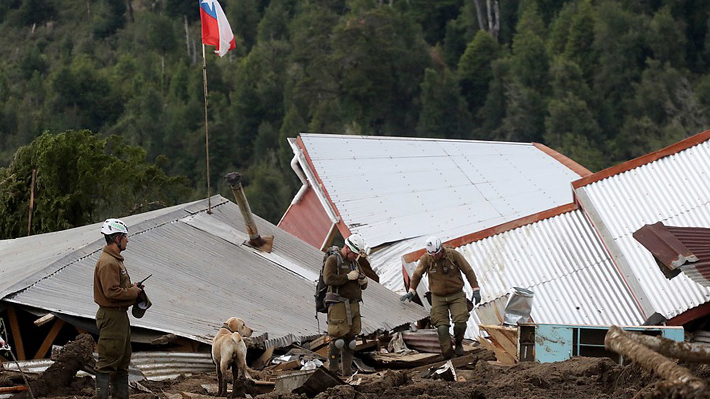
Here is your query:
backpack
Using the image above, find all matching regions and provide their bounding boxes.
[315,246,342,314]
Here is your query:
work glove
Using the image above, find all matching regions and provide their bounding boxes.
[358,275,368,286]
[400,291,415,302]
[347,269,360,280]
[472,288,481,305]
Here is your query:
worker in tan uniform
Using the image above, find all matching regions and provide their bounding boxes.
[93,219,143,399]
[400,236,481,359]
[323,234,368,377]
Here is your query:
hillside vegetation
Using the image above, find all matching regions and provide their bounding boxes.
[1,0,709,238]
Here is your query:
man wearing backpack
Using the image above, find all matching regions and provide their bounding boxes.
[323,234,368,377]
[400,236,481,359]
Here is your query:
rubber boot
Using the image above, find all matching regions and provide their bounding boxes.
[341,347,354,378]
[436,325,454,359]
[453,322,467,357]
[327,342,341,374]
[95,372,110,399]
[111,372,129,399]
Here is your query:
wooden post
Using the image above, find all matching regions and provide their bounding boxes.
[27,169,36,236]
[34,319,65,359]
[6,306,25,360]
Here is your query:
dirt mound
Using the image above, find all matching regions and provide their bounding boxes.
[3,350,710,399]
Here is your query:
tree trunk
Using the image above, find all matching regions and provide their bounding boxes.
[472,0,487,33]
[126,0,134,23]
[184,15,191,59]
[624,330,710,363]
[605,326,705,390]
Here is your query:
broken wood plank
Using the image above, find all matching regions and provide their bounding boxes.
[366,352,442,368]
[308,335,330,351]
[33,314,55,327]
[273,360,300,371]
[251,346,275,370]
[34,319,65,359]
[411,352,480,374]
[6,306,25,360]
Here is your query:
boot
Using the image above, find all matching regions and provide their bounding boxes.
[453,322,467,357]
[111,372,129,399]
[327,342,341,374]
[341,347,354,378]
[95,372,110,399]
[436,325,454,359]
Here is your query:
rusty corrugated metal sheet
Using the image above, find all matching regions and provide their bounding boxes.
[634,222,710,286]
[278,187,333,249]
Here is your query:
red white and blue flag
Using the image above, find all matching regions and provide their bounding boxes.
[199,0,236,57]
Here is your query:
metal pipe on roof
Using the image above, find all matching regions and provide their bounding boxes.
[225,172,273,252]
[290,153,309,204]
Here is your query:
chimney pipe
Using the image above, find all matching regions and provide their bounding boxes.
[225,172,273,252]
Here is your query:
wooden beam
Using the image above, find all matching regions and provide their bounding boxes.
[250,346,274,370]
[34,319,65,359]
[34,313,55,327]
[6,306,25,360]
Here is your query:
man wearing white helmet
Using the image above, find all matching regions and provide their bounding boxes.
[400,236,480,358]
[323,233,368,377]
[93,219,143,399]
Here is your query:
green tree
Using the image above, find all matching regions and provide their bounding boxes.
[92,0,127,39]
[563,0,597,81]
[0,130,192,239]
[544,94,603,171]
[648,6,686,68]
[416,68,472,139]
[17,0,56,27]
[458,30,499,115]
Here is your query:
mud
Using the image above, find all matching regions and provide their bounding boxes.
[2,348,710,399]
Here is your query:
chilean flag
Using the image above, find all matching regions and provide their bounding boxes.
[199,0,236,57]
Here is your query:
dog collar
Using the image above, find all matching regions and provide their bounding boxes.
[221,323,235,333]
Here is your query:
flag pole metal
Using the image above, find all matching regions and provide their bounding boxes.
[201,43,212,214]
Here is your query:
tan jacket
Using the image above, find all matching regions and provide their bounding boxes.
[323,252,367,301]
[93,245,140,308]
[410,247,478,296]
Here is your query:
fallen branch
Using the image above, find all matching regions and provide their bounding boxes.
[604,326,705,390]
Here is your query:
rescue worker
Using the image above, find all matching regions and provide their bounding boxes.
[93,219,143,399]
[324,234,368,377]
[400,236,481,358]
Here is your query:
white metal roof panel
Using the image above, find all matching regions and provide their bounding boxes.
[3,196,427,347]
[403,208,643,338]
[575,138,710,320]
[299,134,584,249]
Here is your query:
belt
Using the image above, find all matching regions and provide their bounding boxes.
[100,305,129,311]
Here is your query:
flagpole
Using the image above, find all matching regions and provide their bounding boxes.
[201,43,212,214]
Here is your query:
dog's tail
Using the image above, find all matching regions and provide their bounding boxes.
[230,332,257,378]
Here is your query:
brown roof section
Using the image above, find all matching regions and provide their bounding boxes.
[532,143,593,177]
[402,203,579,264]
[573,129,710,189]
[633,222,710,287]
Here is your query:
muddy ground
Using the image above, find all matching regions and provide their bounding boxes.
[2,350,710,399]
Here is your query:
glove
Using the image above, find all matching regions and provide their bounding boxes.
[358,275,368,286]
[347,269,359,280]
[400,291,415,302]
[472,288,481,305]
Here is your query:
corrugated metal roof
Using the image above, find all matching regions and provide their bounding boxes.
[402,206,644,338]
[2,196,428,348]
[296,134,588,249]
[574,133,710,321]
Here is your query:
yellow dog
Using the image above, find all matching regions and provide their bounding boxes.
[211,317,253,397]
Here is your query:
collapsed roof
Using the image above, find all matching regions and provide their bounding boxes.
[0,196,428,348]
[279,134,591,293]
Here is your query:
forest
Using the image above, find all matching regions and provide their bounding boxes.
[1,0,709,239]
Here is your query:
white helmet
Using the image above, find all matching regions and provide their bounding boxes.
[425,236,442,255]
[101,219,128,236]
[345,234,366,254]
